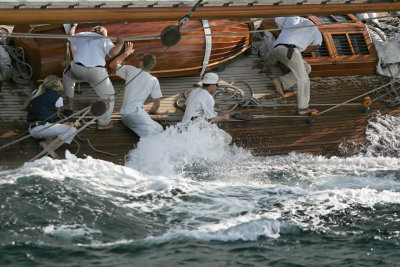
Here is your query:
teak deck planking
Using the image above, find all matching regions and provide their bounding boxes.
[0,54,397,169]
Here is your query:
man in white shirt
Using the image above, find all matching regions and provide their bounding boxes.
[109,42,163,138]
[273,16,322,115]
[182,72,230,123]
[62,24,124,129]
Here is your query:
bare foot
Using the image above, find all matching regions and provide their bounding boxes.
[40,140,58,159]
[283,91,297,98]
[1,130,19,138]
[273,78,285,98]
[97,121,113,130]
[298,108,318,116]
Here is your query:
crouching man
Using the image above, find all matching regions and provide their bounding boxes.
[182,72,232,145]
[182,72,230,123]
[109,42,163,138]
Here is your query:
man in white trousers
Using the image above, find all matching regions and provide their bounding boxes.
[62,24,124,129]
[272,16,322,115]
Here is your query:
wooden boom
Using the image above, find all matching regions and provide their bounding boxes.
[1,3,400,24]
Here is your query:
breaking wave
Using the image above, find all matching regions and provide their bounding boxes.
[1,115,400,265]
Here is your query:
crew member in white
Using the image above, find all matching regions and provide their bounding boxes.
[62,24,124,129]
[109,42,163,137]
[273,16,322,115]
[182,72,230,123]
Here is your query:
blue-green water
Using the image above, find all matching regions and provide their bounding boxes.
[1,115,400,266]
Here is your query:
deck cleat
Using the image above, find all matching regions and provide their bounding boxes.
[307,111,318,123]
[362,96,372,113]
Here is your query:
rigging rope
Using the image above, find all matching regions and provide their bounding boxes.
[318,78,400,116]
[75,134,118,157]
[372,77,400,107]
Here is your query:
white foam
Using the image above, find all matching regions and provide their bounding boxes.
[125,119,234,176]
[65,149,77,160]
[364,112,400,157]
[274,187,400,233]
[146,219,291,242]
[43,224,101,239]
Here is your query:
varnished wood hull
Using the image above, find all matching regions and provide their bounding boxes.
[13,20,253,81]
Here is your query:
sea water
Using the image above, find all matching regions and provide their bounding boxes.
[1,115,400,266]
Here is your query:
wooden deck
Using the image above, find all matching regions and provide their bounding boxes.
[0,53,398,169]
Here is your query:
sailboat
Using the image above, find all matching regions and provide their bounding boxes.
[1,0,400,168]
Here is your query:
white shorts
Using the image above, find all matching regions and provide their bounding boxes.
[29,122,77,144]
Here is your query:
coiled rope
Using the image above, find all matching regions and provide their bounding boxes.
[213,80,260,113]
[0,27,32,84]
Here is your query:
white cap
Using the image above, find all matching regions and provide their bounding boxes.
[201,72,219,84]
